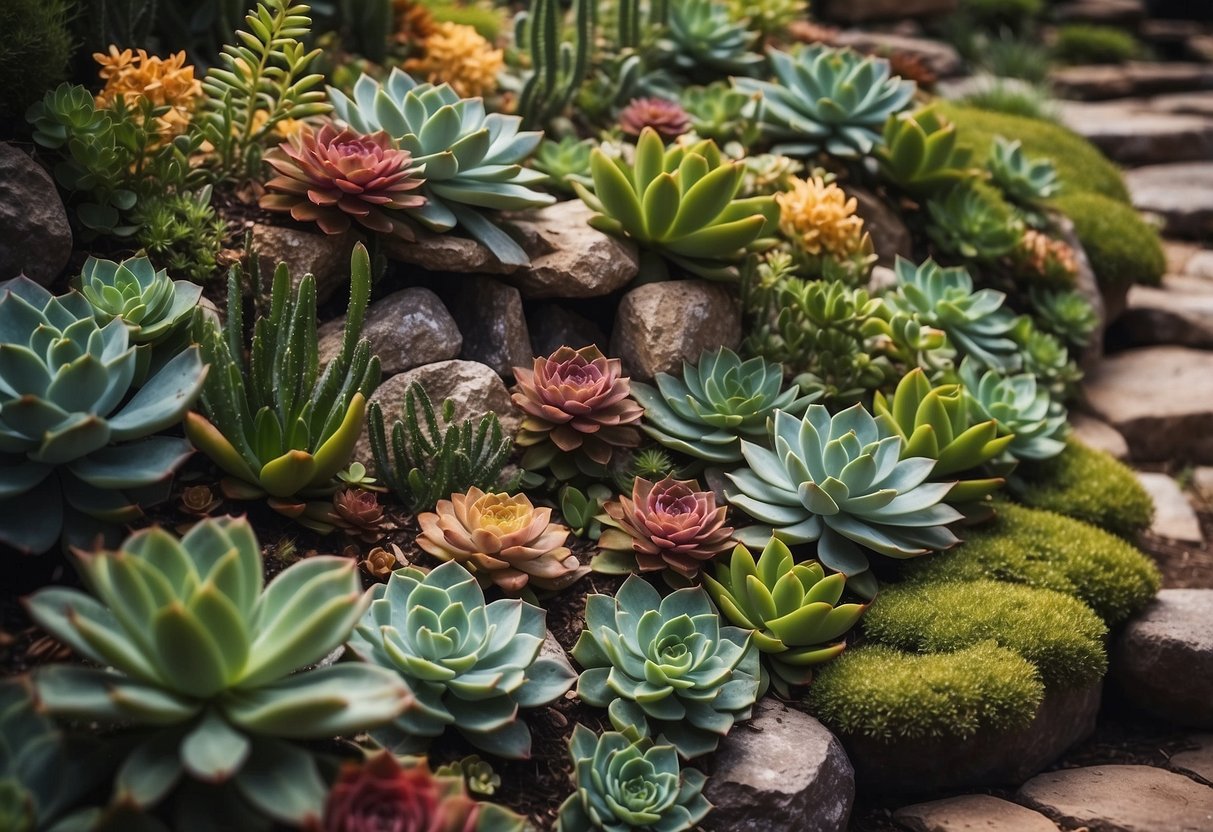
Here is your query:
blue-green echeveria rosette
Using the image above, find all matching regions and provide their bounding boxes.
[958,357,1068,462]
[0,277,206,554]
[572,575,760,760]
[348,560,577,760]
[556,724,710,832]
[725,404,962,599]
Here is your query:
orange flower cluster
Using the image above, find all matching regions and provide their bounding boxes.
[392,0,437,46]
[776,176,868,260]
[1017,228,1079,285]
[405,21,504,98]
[94,46,202,141]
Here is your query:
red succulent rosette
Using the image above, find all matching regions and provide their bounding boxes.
[619,97,691,139]
[319,753,480,832]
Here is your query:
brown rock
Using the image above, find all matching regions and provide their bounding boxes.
[610,280,741,381]
[1148,91,1213,119]
[1059,101,1213,166]
[1054,213,1105,365]
[1017,765,1213,832]
[505,201,640,299]
[818,0,957,23]
[318,287,461,377]
[1126,162,1213,238]
[1052,62,1213,101]
[0,143,71,286]
[1171,735,1213,784]
[1054,0,1144,25]
[894,794,1060,832]
[381,227,520,275]
[1117,274,1213,349]
[852,186,914,266]
[251,223,360,305]
[1133,472,1203,543]
[831,32,962,77]
[442,277,532,376]
[1070,413,1129,460]
[527,303,610,357]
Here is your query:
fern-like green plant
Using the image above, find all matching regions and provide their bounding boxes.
[367,383,513,513]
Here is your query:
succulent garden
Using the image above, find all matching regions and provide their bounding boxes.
[3,0,1212,829]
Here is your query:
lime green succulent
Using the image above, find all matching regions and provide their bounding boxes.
[0,278,205,554]
[734,45,916,158]
[959,357,1068,462]
[573,575,760,759]
[877,105,973,195]
[1030,287,1098,349]
[531,136,595,194]
[704,539,867,697]
[926,182,1024,261]
[25,517,410,826]
[658,0,764,77]
[328,69,555,266]
[681,82,761,146]
[1013,318,1081,402]
[631,347,816,464]
[556,725,710,832]
[573,128,778,280]
[987,136,1060,203]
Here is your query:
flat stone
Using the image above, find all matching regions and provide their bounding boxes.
[817,0,957,23]
[703,698,854,832]
[1148,91,1213,118]
[894,794,1060,831]
[1114,589,1213,728]
[251,223,360,305]
[318,287,461,377]
[1059,101,1213,165]
[831,31,962,77]
[611,280,741,381]
[1134,472,1202,543]
[1017,765,1213,831]
[442,277,532,376]
[1164,240,1203,275]
[381,227,520,275]
[1071,413,1130,460]
[1052,62,1213,101]
[1084,347,1213,463]
[1172,735,1213,784]
[852,186,914,266]
[1192,466,1213,503]
[527,303,609,358]
[1117,274,1213,349]
[1126,163,1213,238]
[1054,0,1145,24]
[504,201,640,299]
[1186,250,1213,280]
[0,143,71,286]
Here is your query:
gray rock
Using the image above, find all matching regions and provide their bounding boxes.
[443,277,532,376]
[1126,162,1213,238]
[1134,472,1203,543]
[527,303,610,357]
[318,287,461,376]
[1051,62,1213,101]
[894,794,1060,832]
[541,630,577,682]
[817,0,957,23]
[1017,765,1213,832]
[1055,213,1105,364]
[852,186,914,266]
[1114,589,1213,728]
[1070,413,1129,461]
[1148,91,1213,119]
[831,31,962,77]
[505,201,640,299]
[703,699,854,832]
[251,223,359,305]
[1118,274,1213,349]
[1172,735,1213,784]
[0,143,71,286]
[1083,347,1213,463]
[611,280,741,381]
[1054,0,1144,25]
[1059,101,1213,166]
[381,227,520,276]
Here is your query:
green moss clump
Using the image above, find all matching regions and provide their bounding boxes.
[1051,191,1165,288]
[903,502,1161,625]
[1011,437,1156,538]
[0,0,73,121]
[862,580,1108,687]
[420,0,504,40]
[808,643,1044,741]
[1054,24,1140,65]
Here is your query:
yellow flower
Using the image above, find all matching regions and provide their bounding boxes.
[93,46,202,142]
[776,176,867,260]
[404,21,503,99]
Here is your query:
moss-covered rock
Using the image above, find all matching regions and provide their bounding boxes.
[1011,437,1155,538]
[902,502,1160,625]
[808,642,1044,741]
[1051,191,1165,288]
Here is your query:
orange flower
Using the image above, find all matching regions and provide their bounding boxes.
[776,175,867,260]
[93,46,202,141]
[405,21,503,98]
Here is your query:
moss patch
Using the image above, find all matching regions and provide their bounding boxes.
[903,502,1160,625]
[1051,191,1165,288]
[1011,437,1156,538]
[808,643,1044,741]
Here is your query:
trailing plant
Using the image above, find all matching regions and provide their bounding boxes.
[348,560,577,759]
[573,574,761,758]
[656,0,764,78]
[986,137,1060,204]
[926,182,1024,261]
[25,517,410,827]
[367,382,512,513]
[959,357,1067,462]
[516,0,593,129]
[877,105,973,195]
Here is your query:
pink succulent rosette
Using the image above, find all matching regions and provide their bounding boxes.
[317,753,480,832]
[619,97,691,139]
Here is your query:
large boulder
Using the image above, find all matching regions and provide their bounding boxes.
[1017,765,1213,832]
[442,277,532,376]
[504,201,640,299]
[1126,162,1213,238]
[251,223,360,305]
[0,143,71,285]
[611,280,741,381]
[703,699,854,832]
[318,287,461,376]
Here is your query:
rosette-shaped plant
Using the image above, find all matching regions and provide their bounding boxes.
[573,575,760,758]
[79,254,201,358]
[320,753,527,832]
[987,137,1060,203]
[619,97,691,139]
[1014,321,1081,403]
[704,539,866,696]
[725,405,963,598]
[681,82,760,146]
[0,278,205,554]
[531,136,594,193]
[884,257,1019,371]
[556,725,710,832]
[658,0,764,77]
[926,182,1024,261]
[349,560,577,759]
[873,368,1013,505]
[25,517,411,826]
[417,487,586,592]
[594,477,734,579]
[632,347,815,464]
[734,46,916,157]
[877,105,973,195]
[572,128,778,281]
[959,357,1068,462]
[512,345,644,479]
[332,488,388,542]
[1030,288,1098,349]
[260,123,427,238]
[328,69,554,265]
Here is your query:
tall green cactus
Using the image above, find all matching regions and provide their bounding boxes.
[517,0,593,129]
[342,0,392,63]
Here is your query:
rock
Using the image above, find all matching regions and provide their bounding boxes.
[1058,101,1213,166]
[527,303,610,357]
[868,265,898,295]
[1172,735,1213,784]
[504,202,639,299]
[1071,413,1130,460]
[1134,472,1203,543]
[1054,0,1145,25]
[1193,467,1213,503]
[1186,250,1213,280]
[1147,91,1213,119]
[541,630,577,681]
[893,794,1060,832]
[817,0,957,23]
[251,223,359,305]
[842,682,1102,795]
[1114,589,1213,728]
[611,281,741,381]
[1055,213,1105,364]
[852,186,914,265]
[831,32,962,77]
[381,227,520,275]
[0,143,71,285]
[1164,240,1202,275]
[1125,162,1213,238]
[318,287,461,377]
[442,277,532,376]
[1083,347,1213,463]
[1117,274,1213,349]
[1017,765,1213,832]
[1051,62,1213,101]
[703,699,854,832]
